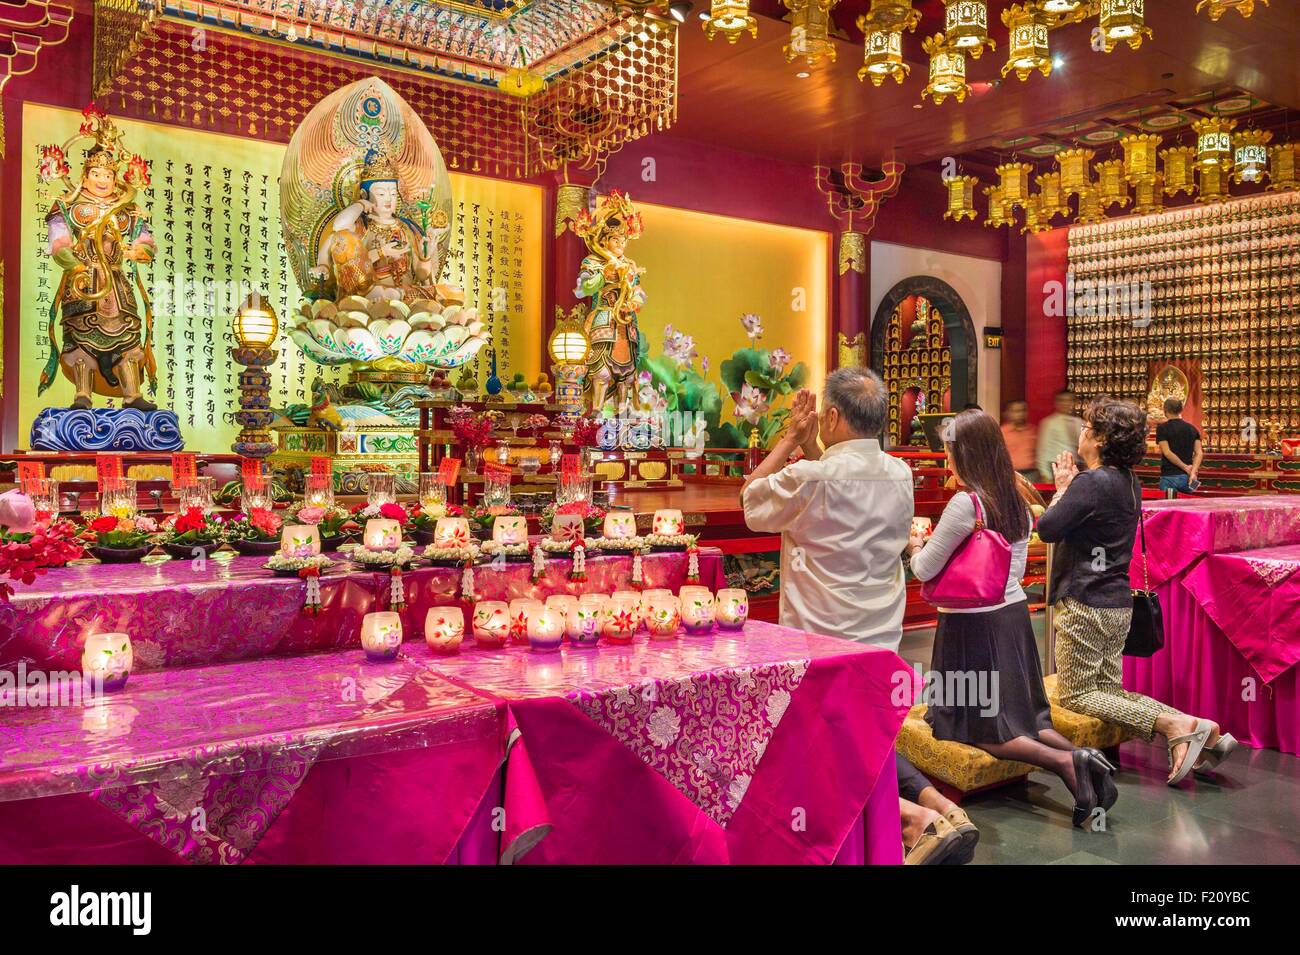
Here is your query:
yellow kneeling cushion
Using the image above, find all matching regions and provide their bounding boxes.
[896,676,1134,794]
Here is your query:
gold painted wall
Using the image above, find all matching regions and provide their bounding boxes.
[19,104,542,452]
[631,201,828,422]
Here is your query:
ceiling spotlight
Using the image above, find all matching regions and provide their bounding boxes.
[1052,55,1064,69]
[669,1,694,23]
[796,70,811,78]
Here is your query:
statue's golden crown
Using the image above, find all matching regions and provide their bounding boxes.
[574,189,643,243]
[360,145,401,187]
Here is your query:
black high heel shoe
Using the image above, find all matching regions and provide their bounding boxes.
[1070,749,1100,828]
[1083,747,1118,774]
[1086,751,1119,813]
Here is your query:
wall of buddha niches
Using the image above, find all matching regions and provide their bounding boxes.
[1066,190,1300,453]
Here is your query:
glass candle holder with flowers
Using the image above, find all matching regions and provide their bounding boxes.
[83,513,158,563]
[226,507,285,555]
[160,507,227,560]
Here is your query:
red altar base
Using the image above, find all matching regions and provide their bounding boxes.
[1135,451,1300,496]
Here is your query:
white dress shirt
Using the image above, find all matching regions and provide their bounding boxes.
[741,438,914,652]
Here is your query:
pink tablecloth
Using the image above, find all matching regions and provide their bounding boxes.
[1128,495,1300,590]
[0,622,907,865]
[0,549,724,673]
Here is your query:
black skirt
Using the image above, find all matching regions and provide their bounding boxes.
[924,599,1053,745]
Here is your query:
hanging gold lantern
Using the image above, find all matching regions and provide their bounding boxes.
[943,1,994,58]
[1161,145,1197,196]
[1133,173,1165,214]
[1120,133,1161,183]
[1232,129,1272,184]
[1075,187,1104,225]
[922,35,971,105]
[1095,159,1131,208]
[1001,3,1051,81]
[858,26,908,84]
[1056,147,1095,197]
[1196,0,1268,21]
[944,174,980,221]
[996,161,1034,207]
[864,0,920,29]
[1268,142,1300,192]
[1197,163,1229,203]
[784,0,839,67]
[1036,171,1066,219]
[984,184,1009,228]
[1193,116,1237,171]
[1098,0,1152,52]
[1021,194,1053,234]
[1042,0,1083,12]
[703,0,759,42]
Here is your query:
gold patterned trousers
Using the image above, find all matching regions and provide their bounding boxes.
[1053,598,1183,742]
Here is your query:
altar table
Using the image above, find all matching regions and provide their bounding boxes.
[0,622,908,865]
[1123,496,1300,755]
[0,548,725,673]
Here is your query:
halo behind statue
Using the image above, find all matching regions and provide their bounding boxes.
[280,76,453,298]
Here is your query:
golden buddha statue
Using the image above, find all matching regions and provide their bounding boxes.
[1146,364,1189,422]
[37,107,157,410]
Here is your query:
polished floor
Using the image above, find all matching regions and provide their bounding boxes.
[898,615,1300,865]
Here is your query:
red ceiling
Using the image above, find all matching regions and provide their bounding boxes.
[667,0,1300,168]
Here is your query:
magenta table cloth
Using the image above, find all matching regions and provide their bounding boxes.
[0,549,724,673]
[0,652,503,863]
[413,622,910,864]
[1128,495,1300,590]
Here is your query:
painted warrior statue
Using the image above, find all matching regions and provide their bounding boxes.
[574,189,647,413]
[37,106,157,411]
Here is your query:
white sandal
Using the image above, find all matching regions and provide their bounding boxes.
[1167,719,1214,786]
[1193,733,1238,776]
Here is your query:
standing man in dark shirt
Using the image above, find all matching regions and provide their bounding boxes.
[1155,398,1203,494]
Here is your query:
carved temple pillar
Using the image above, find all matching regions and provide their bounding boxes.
[835,230,869,369]
[547,176,596,351]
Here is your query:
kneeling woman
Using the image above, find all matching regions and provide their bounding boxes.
[907,410,1115,827]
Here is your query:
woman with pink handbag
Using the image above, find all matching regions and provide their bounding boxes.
[907,410,1116,828]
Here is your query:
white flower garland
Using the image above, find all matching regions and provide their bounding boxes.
[350,544,416,568]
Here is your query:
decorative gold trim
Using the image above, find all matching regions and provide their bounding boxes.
[838,230,866,274]
[554,182,589,238]
[836,331,866,369]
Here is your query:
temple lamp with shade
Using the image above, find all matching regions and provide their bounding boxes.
[231,292,280,460]
[549,309,591,416]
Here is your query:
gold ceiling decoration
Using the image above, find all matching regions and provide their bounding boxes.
[1270,143,1300,192]
[996,161,1034,206]
[943,174,980,220]
[1161,146,1198,196]
[1232,128,1272,184]
[1021,194,1052,233]
[1197,163,1230,203]
[1193,116,1237,171]
[858,25,908,84]
[942,0,994,59]
[1001,3,1051,81]
[1037,171,1066,218]
[1120,132,1161,182]
[784,0,840,67]
[1094,159,1130,208]
[1056,147,1095,197]
[1075,187,1104,224]
[983,184,1009,228]
[703,0,758,42]
[1132,173,1164,214]
[921,34,970,105]
[1097,0,1151,52]
[1196,0,1267,20]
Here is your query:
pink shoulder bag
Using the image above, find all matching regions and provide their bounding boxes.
[919,493,1013,609]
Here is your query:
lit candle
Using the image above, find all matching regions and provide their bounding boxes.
[82,632,132,692]
[652,509,684,536]
[303,474,334,510]
[424,606,465,655]
[471,601,510,648]
[601,594,640,643]
[433,517,472,548]
[366,472,396,507]
[545,594,579,616]
[551,512,584,542]
[716,588,749,630]
[508,598,543,645]
[602,510,638,540]
[526,605,565,652]
[280,524,321,558]
[361,611,403,661]
[566,601,603,647]
[680,591,716,635]
[364,518,402,551]
[492,515,529,545]
[645,594,681,639]
[612,589,644,629]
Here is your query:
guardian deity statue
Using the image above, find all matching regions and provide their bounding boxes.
[574,189,647,413]
[37,106,157,411]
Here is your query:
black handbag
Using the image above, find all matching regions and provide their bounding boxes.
[1124,474,1164,657]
